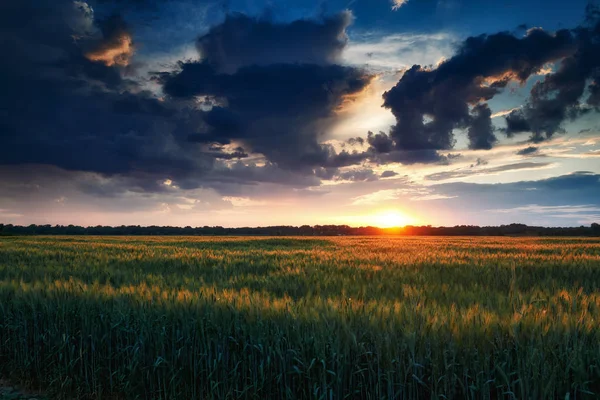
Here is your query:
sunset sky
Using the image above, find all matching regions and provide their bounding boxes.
[1,0,600,227]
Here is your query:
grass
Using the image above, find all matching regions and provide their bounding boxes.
[0,235,599,399]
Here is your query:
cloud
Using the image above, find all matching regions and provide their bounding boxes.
[333,168,379,182]
[343,33,454,72]
[0,209,23,219]
[425,162,554,181]
[489,204,600,214]
[437,171,600,201]
[487,204,600,225]
[351,189,405,205]
[363,7,600,164]
[411,193,457,201]
[159,12,374,171]
[0,1,373,193]
[516,146,539,155]
[196,12,352,73]
[222,196,268,207]
[85,14,134,67]
[468,104,497,150]
[377,26,575,162]
[380,170,398,178]
[0,162,329,225]
[552,150,600,159]
[491,106,522,118]
[502,6,600,141]
[425,171,600,225]
[391,0,409,10]
[2,0,599,218]
[350,186,454,205]
[161,62,372,170]
[0,0,224,183]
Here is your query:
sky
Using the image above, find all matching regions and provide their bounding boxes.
[1,0,600,228]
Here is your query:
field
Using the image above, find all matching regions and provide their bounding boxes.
[1,236,599,399]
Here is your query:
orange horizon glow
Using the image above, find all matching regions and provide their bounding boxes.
[336,209,419,228]
[369,209,417,228]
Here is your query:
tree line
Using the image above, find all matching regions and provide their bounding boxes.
[1,223,599,236]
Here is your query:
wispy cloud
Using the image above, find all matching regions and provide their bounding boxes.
[343,32,455,72]
[351,187,456,205]
[425,162,555,181]
[489,204,600,214]
[0,209,24,219]
[351,189,402,205]
[223,196,269,207]
[487,204,600,224]
[491,106,522,119]
[552,150,600,159]
[391,0,409,10]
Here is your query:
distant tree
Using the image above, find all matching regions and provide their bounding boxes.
[0,222,599,236]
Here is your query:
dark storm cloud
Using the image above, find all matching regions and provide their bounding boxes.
[358,131,448,165]
[0,0,121,86]
[322,148,372,168]
[162,62,372,169]
[160,13,373,171]
[366,131,395,153]
[370,8,600,163]
[503,6,600,142]
[0,0,372,191]
[315,166,379,182]
[2,1,127,171]
[376,25,576,163]
[467,104,497,150]
[196,12,352,73]
[205,145,249,160]
[0,0,227,181]
[347,137,365,146]
[504,111,532,137]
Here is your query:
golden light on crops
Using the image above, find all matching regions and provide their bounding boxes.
[1,235,600,398]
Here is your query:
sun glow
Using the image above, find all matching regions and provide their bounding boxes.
[336,209,418,228]
[370,210,416,228]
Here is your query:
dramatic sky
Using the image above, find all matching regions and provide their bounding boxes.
[1,0,600,227]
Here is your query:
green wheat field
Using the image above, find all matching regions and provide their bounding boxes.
[1,236,599,399]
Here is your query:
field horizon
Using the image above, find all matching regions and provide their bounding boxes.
[2,222,600,237]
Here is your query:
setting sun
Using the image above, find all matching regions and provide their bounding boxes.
[371,210,416,228]
[332,209,418,228]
